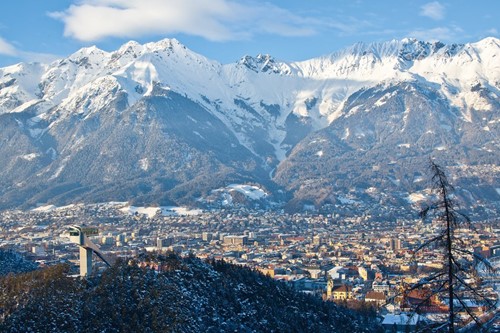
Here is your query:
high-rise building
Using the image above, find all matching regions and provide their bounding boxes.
[157,237,174,249]
[223,235,248,245]
[390,238,401,251]
[202,232,212,242]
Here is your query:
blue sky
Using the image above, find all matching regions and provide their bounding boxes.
[0,0,498,67]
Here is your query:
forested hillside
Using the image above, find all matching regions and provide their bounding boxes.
[0,249,38,276]
[0,252,381,332]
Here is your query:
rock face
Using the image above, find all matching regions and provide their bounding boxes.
[0,37,498,216]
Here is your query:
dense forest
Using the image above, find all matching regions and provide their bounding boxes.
[0,252,381,332]
[0,249,38,276]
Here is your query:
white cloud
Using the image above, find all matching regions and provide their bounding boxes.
[409,26,462,42]
[0,36,60,64]
[0,36,17,56]
[486,28,498,35]
[18,51,61,64]
[50,0,316,42]
[420,2,445,20]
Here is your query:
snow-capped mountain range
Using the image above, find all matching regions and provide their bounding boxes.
[0,37,498,216]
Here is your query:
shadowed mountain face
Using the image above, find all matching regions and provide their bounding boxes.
[274,82,499,214]
[0,38,498,216]
[0,89,267,208]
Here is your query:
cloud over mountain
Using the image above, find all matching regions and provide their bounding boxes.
[50,0,316,42]
[420,1,446,20]
[0,36,17,56]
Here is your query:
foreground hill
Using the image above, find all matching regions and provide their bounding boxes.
[0,253,381,332]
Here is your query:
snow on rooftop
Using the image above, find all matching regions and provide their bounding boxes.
[382,313,420,326]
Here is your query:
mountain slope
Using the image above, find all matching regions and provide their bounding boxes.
[275,81,499,214]
[0,254,381,332]
[0,37,498,215]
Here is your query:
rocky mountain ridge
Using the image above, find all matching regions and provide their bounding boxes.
[0,37,498,216]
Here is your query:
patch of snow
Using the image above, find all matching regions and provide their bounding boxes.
[139,158,149,171]
[342,127,350,140]
[120,205,202,217]
[407,193,427,203]
[10,99,43,113]
[49,156,69,180]
[337,196,358,204]
[159,206,203,216]
[20,153,40,161]
[374,98,386,107]
[55,204,76,211]
[32,205,57,212]
[309,138,327,145]
[120,206,160,218]
[269,167,275,179]
[221,192,233,206]
[101,201,129,207]
[382,313,420,326]
[374,91,397,107]
[227,184,268,200]
[193,131,205,139]
[316,150,323,157]
[413,176,425,183]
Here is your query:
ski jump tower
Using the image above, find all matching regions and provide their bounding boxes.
[69,226,115,277]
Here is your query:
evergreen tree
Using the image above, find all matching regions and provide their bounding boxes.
[409,160,497,332]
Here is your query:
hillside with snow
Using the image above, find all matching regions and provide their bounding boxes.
[0,37,498,217]
[0,253,381,332]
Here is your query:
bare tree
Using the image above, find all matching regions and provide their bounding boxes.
[408,160,497,332]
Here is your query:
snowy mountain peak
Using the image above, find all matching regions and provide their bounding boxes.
[67,45,108,63]
[115,40,142,56]
[325,38,453,63]
[475,36,500,46]
[0,37,498,215]
[238,54,291,74]
[110,38,196,62]
[144,38,185,52]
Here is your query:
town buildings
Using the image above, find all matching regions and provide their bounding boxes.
[0,203,498,330]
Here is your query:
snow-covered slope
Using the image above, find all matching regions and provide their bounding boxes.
[1,37,498,158]
[0,37,498,215]
[0,39,491,149]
